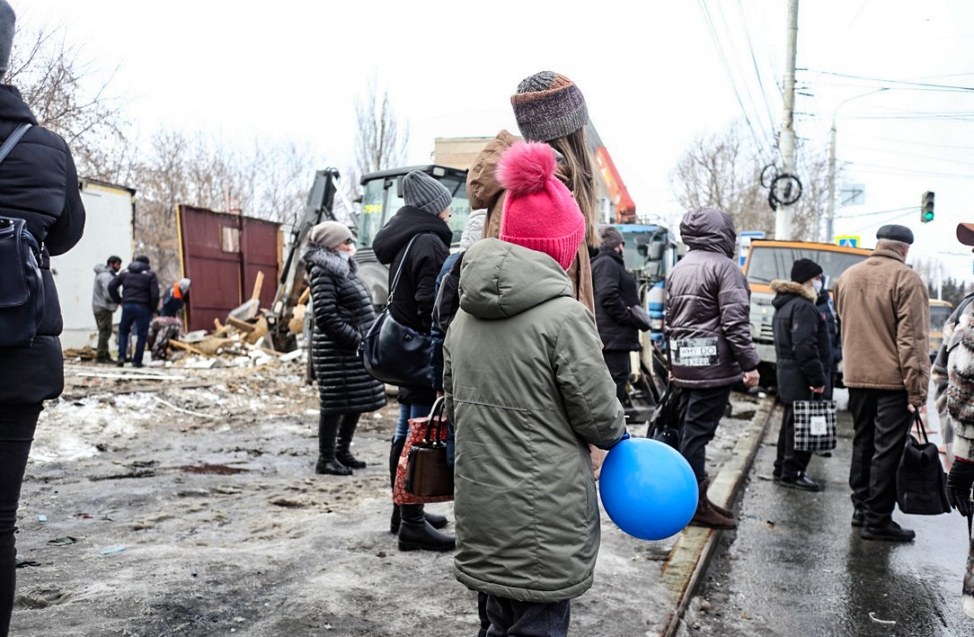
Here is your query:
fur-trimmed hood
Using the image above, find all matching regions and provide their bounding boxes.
[770,279,817,303]
[302,242,358,278]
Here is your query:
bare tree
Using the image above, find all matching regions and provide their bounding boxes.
[8,25,130,183]
[669,122,831,241]
[340,76,409,217]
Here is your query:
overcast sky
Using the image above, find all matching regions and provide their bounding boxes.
[20,0,974,283]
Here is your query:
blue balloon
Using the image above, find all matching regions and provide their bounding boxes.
[599,437,699,540]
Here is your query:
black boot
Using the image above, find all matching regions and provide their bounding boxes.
[335,414,366,469]
[398,503,455,552]
[316,414,352,476]
[388,437,449,533]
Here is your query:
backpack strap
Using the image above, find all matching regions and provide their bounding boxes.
[0,123,32,165]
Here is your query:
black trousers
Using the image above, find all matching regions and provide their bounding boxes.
[773,403,812,480]
[478,591,571,637]
[0,403,41,637]
[677,385,733,481]
[847,388,912,527]
[602,350,631,407]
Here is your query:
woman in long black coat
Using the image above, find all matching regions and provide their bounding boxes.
[770,258,832,492]
[303,221,386,475]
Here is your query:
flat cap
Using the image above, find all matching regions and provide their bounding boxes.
[876,224,914,245]
[957,222,974,247]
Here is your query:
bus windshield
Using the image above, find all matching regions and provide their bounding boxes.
[746,246,869,287]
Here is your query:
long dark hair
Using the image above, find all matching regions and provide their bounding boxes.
[548,128,599,248]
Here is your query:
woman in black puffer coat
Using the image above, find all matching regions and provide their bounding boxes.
[0,3,86,633]
[303,221,386,476]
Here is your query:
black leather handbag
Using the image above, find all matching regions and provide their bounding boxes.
[361,234,434,387]
[896,412,952,515]
[404,398,454,498]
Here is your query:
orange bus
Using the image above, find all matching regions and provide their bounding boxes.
[741,239,872,380]
[929,299,953,362]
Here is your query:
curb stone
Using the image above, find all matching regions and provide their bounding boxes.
[658,395,776,637]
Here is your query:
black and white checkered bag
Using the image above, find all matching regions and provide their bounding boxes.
[793,398,837,452]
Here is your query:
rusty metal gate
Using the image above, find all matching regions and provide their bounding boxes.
[177,205,281,333]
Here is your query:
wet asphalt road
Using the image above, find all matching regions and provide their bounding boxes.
[685,394,973,636]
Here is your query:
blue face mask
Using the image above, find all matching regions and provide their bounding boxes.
[339,252,352,262]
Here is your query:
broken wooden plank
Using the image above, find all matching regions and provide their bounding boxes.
[251,270,264,302]
[227,316,256,333]
[297,286,311,306]
[168,339,208,356]
[212,318,232,338]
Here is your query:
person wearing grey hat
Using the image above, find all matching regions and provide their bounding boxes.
[466,71,600,316]
[302,221,386,476]
[371,174,455,552]
[0,1,88,633]
[833,221,929,542]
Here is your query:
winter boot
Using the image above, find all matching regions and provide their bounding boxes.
[689,479,737,530]
[335,414,366,469]
[398,504,455,552]
[700,475,734,519]
[388,437,447,533]
[315,414,352,476]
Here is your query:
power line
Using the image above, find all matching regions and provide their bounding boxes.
[849,162,974,181]
[843,144,974,167]
[835,205,913,219]
[809,70,974,92]
[735,0,779,146]
[697,0,768,153]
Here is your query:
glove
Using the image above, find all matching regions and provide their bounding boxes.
[946,460,974,518]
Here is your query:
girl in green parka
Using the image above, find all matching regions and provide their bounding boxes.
[444,141,627,636]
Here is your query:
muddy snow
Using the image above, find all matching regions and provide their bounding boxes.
[9,357,763,636]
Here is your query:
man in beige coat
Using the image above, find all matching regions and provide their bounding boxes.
[833,224,930,542]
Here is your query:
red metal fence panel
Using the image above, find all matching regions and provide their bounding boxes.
[177,205,281,333]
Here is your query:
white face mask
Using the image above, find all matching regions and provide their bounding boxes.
[812,279,823,294]
[339,251,352,262]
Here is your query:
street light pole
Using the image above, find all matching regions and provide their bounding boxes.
[825,87,889,244]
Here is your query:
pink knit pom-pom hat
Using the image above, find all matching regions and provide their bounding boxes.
[497,141,585,270]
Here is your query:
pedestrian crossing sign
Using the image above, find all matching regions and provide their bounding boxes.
[835,235,859,248]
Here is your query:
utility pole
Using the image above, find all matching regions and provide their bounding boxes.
[775,0,799,240]
[826,122,836,243]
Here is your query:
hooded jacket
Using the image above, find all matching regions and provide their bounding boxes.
[467,130,595,314]
[108,260,161,310]
[0,84,86,405]
[664,208,759,388]
[833,247,930,405]
[443,238,626,603]
[770,279,832,403]
[304,243,386,415]
[92,264,119,313]
[372,205,452,403]
[591,246,641,351]
[159,283,189,318]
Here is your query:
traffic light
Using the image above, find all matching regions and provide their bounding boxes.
[921,191,935,223]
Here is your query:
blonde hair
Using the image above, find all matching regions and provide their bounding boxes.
[548,128,599,248]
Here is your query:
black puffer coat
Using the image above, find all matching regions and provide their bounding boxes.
[108,260,160,309]
[305,244,386,415]
[591,246,641,351]
[0,85,85,405]
[372,205,452,404]
[771,279,832,403]
[665,208,759,388]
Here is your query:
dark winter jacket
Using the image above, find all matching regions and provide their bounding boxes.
[92,264,118,313]
[429,250,464,391]
[664,208,759,388]
[771,280,832,403]
[159,284,188,318]
[0,84,86,406]
[372,205,452,404]
[816,290,841,371]
[304,243,386,415]
[443,239,626,603]
[109,261,161,310]
[591,246,641,352]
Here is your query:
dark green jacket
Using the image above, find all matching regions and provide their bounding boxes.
[444,239,626,603]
